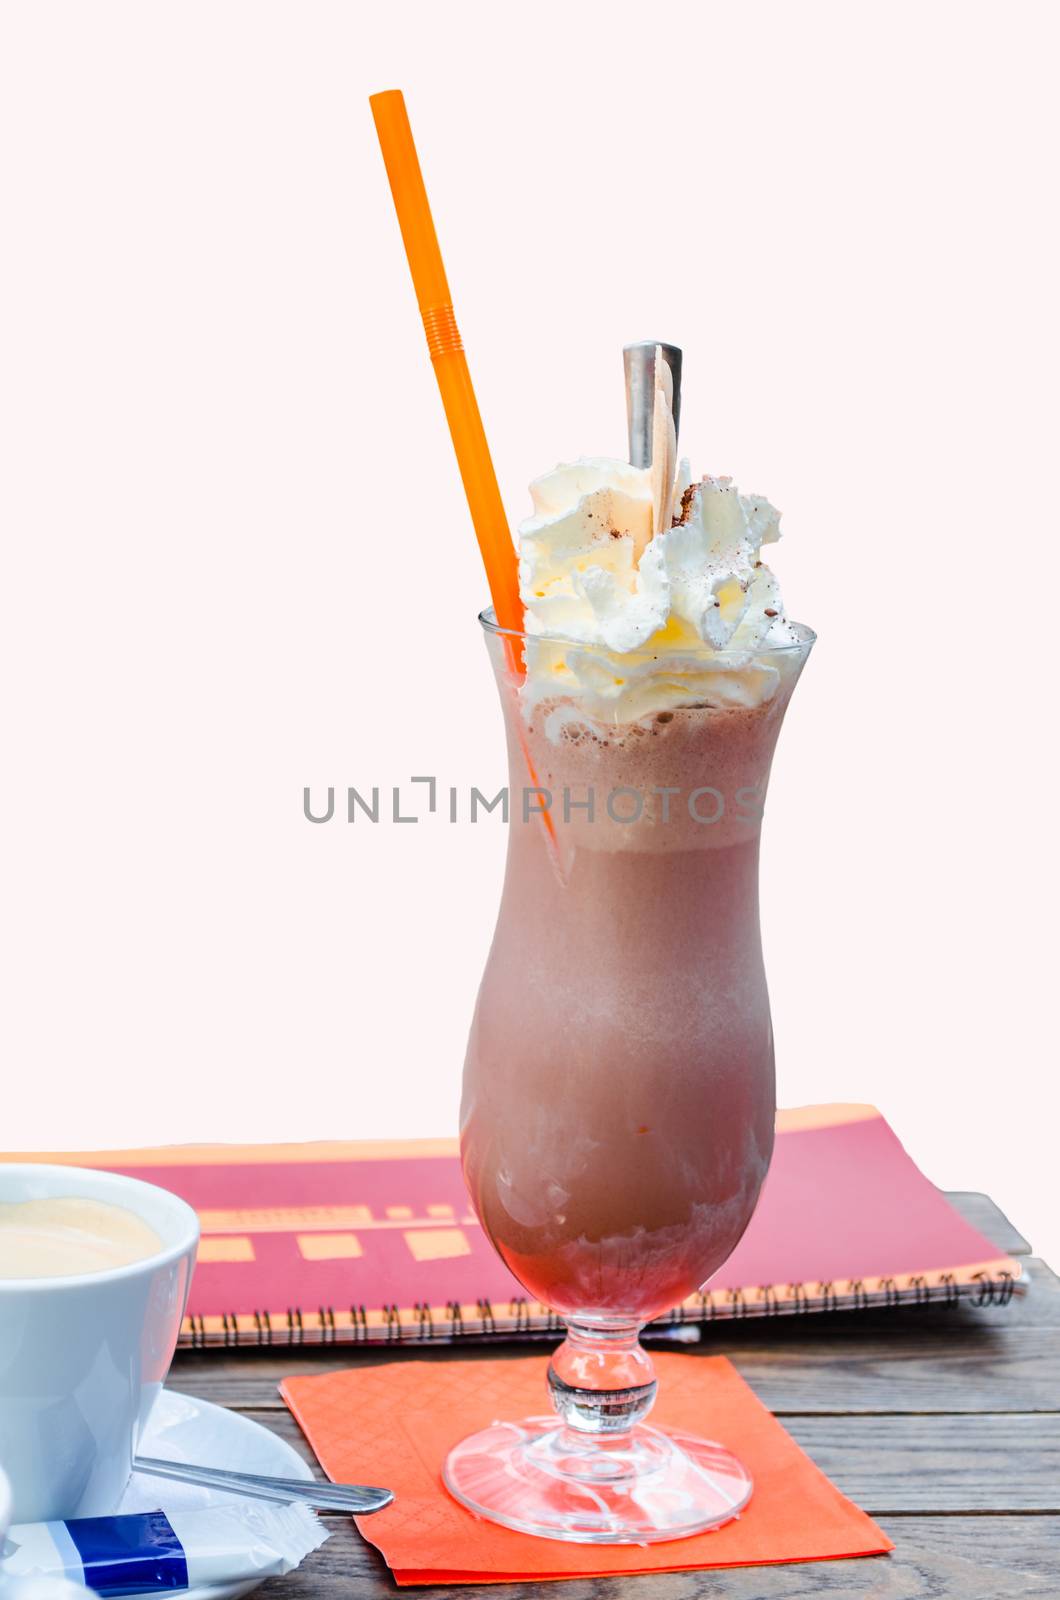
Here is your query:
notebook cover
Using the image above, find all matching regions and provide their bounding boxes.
[3,1104,1022,1344]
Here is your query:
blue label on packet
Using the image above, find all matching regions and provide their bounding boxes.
[63,1510,189,1595]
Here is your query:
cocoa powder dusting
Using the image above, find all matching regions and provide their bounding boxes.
[671,484,697,527]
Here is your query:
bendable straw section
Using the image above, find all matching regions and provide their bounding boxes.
[422,303,464,361]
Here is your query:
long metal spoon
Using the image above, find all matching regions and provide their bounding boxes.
[134,1454,393,1514]
[623,340,682,466]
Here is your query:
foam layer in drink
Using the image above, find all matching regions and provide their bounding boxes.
[513,679,798,854]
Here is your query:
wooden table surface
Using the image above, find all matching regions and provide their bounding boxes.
[170,1193,1060,1598]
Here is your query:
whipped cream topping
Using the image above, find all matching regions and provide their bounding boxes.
[518,455,804,729]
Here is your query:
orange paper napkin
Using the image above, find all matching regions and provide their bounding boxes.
[281,1353,892,1584]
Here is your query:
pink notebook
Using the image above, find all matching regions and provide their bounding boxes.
[7,1104,1022,1347]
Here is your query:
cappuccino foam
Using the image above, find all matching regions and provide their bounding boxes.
[0,1196,163,1278]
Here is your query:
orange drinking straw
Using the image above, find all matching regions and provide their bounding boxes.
[369,90,523,636]
[370,89,560,861]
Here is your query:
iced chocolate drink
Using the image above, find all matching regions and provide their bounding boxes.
[446,349,813,1543]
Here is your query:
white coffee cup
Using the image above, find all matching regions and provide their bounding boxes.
[0,1165,198,1523]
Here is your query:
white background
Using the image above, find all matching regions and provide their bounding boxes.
[2,3,1057,1263]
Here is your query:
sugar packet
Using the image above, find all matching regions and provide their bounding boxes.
[4,1501,329,1595]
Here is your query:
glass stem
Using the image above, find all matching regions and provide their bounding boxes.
[547,1320,658,1437]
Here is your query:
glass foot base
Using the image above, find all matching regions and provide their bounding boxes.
[443,1417,753,1544]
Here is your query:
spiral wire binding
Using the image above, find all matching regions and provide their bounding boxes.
[184,1267,1020,1347]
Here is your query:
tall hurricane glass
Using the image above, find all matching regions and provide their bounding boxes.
[444,610,814,1543]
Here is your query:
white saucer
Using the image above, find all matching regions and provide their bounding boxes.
[114,1388,316,1600]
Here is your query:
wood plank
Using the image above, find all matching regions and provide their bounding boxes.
[260,1517,1060,1599]
[719,1324,1060,1415]
[948,1192,1031,1255]
[169,1257,1060,1416]
[173,1323,1060,1418]
[232,1405,1060,1515]
[785,1413,1060,1512]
